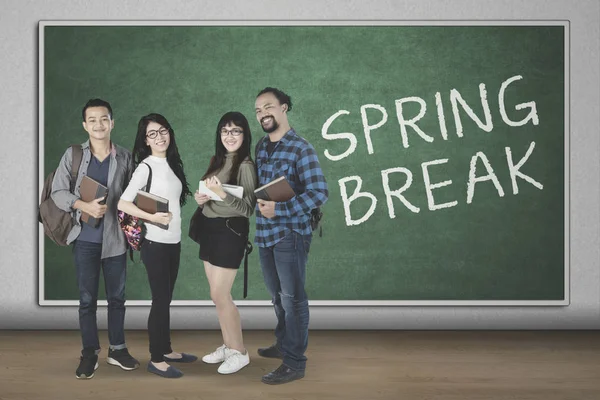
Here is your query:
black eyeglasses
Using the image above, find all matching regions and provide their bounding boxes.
[220,128,243,136]
[147,128,169,139]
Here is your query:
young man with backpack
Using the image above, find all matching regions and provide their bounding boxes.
[253,87,329,385]
[50,98,139,379]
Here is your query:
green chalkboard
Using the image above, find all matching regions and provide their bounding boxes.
[40,24,566,303]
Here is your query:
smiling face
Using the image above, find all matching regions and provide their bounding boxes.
[220,122,244,153]
[145,121,170,157]
[255,92,288,134]
[82,106,113,141]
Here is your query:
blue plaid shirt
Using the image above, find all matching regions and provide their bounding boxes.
[254,129,329,247]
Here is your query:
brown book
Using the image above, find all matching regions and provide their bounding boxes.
[254,176,295,202]
[135,190,170,230]
[79,175,109,228]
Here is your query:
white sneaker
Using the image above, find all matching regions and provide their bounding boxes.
[202,344,232,364]
[217,349,250,374]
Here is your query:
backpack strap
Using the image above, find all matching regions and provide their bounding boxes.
[141,162,152,192]
[69,145,83,192]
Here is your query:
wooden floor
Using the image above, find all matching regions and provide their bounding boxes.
[0,330,598,400]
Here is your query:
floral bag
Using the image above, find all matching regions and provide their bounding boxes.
[118,163,152,255]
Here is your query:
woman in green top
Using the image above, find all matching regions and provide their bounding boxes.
[194,111,258,374]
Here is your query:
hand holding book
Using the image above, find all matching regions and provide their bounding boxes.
[257,198,276,219]
[135,191,170,230]
[79,176,109,227]
[194,190,212,206]
[208,176,226,198]
[254,176,295,202]
[198,177,244,202]
[255,176,295,219]
[149,211,172,227]
[82,197,108,221]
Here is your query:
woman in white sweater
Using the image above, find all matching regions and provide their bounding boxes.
[118,113,194,378]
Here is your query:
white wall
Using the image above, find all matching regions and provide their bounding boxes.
[1,0,598,329]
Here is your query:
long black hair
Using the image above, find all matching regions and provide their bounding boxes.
[201,111,253,185]
[132,113,192,207]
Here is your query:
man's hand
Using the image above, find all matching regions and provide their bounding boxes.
[257,199,276,219]
[84,197,107,219]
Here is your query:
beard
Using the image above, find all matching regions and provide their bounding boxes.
[261,116,279,133]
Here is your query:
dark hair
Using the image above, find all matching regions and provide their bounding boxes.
[132,113,191,207]
[201,111,253,185]
[257,87,293,112]
[82,98,113,121]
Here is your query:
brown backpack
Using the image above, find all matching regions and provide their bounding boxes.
[38,145,83,246]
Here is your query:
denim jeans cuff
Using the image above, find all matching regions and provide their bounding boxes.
[109,343,127,351]
[82,347,101,357]
[282,358,306,372]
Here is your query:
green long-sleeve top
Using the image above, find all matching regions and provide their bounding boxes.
[202,153,258,219]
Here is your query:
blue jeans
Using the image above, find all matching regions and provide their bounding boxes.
[73,240,127,354]
[259,231,312,371]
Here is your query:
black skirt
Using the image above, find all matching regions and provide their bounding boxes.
[197,212,250,269]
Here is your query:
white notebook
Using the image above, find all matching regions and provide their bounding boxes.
[199,180,243,202]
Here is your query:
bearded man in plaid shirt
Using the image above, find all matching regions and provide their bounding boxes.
[253,87,329,385]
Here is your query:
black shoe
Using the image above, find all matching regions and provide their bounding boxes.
[163,353,198,363]
[107,348,140,371]
[76,354,99,379]
[257,343,283,359]
[147,361,184,378]
[261,363,305,385]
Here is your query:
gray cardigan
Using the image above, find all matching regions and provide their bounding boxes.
[50,140,133,258]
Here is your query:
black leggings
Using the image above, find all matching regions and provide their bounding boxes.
[140,240,181,362]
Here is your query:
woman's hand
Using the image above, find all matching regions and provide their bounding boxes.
[205,176,227,200]
[151,212,172,226]
[194,190,211,206]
